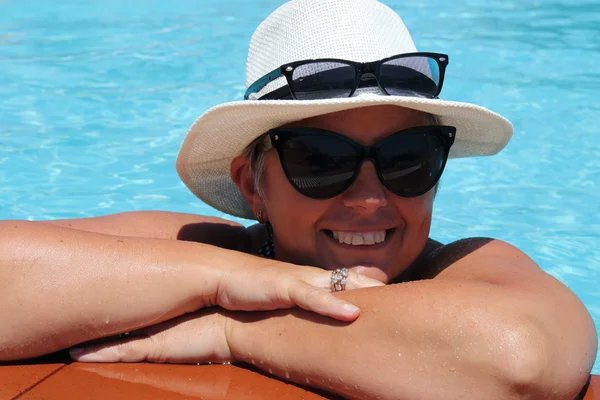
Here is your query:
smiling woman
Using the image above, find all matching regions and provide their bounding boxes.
[0,0,597,399]
[230,106,449,282]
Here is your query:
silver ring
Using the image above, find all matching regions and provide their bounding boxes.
[331,268,349,292]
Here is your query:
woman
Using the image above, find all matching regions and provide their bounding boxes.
[0,0,596,399]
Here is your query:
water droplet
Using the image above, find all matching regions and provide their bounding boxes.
[449,366,456,372]
[285,371,290,379]
[251,359,256,365]
[268,368,273,374]
[305,377,311,384]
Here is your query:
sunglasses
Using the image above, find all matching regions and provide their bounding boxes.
[245,52,448,101]
[268,125,456,199]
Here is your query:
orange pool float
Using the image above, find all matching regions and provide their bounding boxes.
[0,352,597,399]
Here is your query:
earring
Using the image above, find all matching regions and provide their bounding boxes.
[256,210,265,224]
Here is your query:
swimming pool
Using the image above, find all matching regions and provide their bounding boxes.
[1,0,598,372]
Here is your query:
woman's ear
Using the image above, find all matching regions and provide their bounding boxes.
[230,155,264,214]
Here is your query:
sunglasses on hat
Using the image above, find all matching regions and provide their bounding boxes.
[268,125,456,199]
[245,53,448,101]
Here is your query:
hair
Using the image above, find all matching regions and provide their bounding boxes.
[242,112,442,201]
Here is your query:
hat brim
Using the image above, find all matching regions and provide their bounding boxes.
[176,94,513,219]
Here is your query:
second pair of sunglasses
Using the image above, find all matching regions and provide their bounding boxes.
[268,125,456,199]
[245,53,448,101]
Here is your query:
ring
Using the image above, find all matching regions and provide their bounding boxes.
[331,268,349,292]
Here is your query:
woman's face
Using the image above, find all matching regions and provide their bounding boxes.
[251,105,436,283]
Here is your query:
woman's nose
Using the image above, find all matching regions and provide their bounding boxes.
[341,161,388,212]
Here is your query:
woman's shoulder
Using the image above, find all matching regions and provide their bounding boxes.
[400,237,498,282]
[42,211,254,252]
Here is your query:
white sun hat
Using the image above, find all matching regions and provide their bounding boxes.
[176,0,513,220]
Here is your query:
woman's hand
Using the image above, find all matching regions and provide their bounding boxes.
[213,260,384,321]
[70,309,231,364]
[68,262,384,363]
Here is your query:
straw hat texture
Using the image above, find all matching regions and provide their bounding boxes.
[176,0,513,219]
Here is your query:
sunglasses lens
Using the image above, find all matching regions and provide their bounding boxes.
[280,134,358,198]
[379,56,441,98]
[291,62,356,100]
[377,130,447,196]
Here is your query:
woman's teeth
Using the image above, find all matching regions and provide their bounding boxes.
[331,231,387,246]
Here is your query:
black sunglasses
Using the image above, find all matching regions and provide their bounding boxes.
[268,125,456,199]
[245,52,448,101]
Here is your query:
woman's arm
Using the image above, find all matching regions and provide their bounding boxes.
[0,219,234,360]
[68,239,597,398]
[0,216,376,361]
[226,239,597,400]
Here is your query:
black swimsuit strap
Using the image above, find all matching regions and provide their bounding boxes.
[257,236,275,259]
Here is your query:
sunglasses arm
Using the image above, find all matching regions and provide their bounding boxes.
[244,67,285,100]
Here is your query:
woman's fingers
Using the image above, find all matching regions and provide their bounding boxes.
[215,263,385,320]
[288,281,361,321]
[298,267,385,291]
[343,269,386,290]
[282,269,385,321]
[70,336,151,363]
[70,310,232,364]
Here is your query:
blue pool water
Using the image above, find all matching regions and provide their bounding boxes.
[1,0,598,372]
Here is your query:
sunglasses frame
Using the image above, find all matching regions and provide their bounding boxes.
[244,52,449,101]
[268,125,456,199]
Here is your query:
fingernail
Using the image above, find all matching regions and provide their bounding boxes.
[343,303,360,314]
[362,280,385,287]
